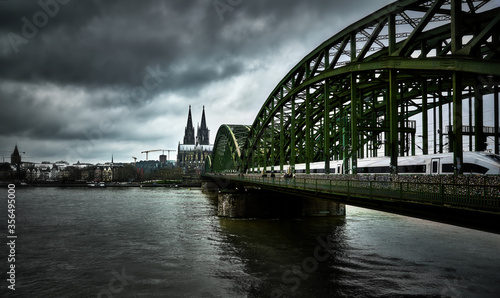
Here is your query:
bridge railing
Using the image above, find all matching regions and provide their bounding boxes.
[212,175,500,212]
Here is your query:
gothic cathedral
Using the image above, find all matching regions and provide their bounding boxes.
[177,106,213,172]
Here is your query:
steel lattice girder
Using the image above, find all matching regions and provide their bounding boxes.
[239,0,500,174]
[204,155,213,173]
[210,125,251,173]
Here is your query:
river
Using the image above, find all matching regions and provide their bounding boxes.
[1,187,499,297]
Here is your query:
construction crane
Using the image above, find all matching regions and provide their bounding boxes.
[1,150,27,163]
[163,150,176,161]
[141,149,164,161]
[0,150,25,155]
[141,149,176,161]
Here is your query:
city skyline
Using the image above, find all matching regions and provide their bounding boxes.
[1,106,206,165]
[1,0,394,164]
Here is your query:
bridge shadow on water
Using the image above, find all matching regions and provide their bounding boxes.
[211,209,476,298]
[217,216,348,297]
[201,190,472,297]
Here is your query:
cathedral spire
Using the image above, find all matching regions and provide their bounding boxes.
[186,105,193,129]
[183,105,195,145]
[200,106,207,130]
[196,106,210,145]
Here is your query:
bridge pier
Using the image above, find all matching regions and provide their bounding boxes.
[201,181,222,192]
[217,189,345,218]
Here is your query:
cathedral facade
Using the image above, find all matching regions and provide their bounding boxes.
[177,106,213,172]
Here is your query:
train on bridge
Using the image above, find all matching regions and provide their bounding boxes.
[251,152,500,176]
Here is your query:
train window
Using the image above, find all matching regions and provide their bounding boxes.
[442,164,454,173]
[442,163,488,174]
[432,161,438,173]
[330,168,336,174]
[397,165,426,173]
[358,166,390,173]
[463,163,488,174]
[486,155,500,163]
[379,166,391,173]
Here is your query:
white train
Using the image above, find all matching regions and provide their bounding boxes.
[251,152,500,175]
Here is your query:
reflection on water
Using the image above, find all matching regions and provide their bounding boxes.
[218,217,347,297]
[214,196,500,298]
[0,187,499,297]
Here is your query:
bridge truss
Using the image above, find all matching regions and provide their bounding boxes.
[209,0,500,175]
[209,124,251,173]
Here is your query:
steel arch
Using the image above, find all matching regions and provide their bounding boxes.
[210,124,251,173]
[204,155,212,173]
[241,0,500,175]
[208,0,500,175]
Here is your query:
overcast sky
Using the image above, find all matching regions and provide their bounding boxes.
[0,0,394,164]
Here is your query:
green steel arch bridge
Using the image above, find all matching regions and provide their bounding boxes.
[204,0,500,231]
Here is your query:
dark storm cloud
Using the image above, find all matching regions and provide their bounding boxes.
[0,0,256,88]
[0,0,385,87]
[0,0,392,163]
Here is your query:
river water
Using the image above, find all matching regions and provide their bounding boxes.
[1,187,499,297]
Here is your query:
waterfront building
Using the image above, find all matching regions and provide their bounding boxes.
[102,166,113,182]
[0,163,11,180]
[73,161,94,169]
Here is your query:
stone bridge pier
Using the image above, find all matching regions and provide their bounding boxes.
[202,181,345,218]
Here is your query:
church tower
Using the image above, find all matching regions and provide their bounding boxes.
[183,105,195,145]
[11,144,21,166]
[196,106,210,145]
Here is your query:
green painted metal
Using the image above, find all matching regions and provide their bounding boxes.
[306,88,311,174]
[210,125,250,173]
[475,80,485,151]
[209,174,500,213]
[453,72,464,174]
[389,69,399,174]
[324,80,331,174]
[279,104,285,172]
[291,96,296,169]
[496,86,499,155]
[350,74,358,174]
[438,79,444,154]
[203,155,212,173]
[422,79,428,155]
[206,0,500,175]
